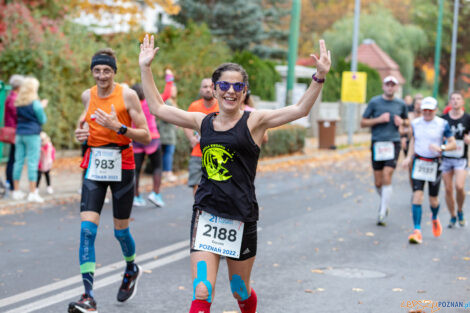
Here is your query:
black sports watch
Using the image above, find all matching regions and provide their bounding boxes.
[117,124,128,135]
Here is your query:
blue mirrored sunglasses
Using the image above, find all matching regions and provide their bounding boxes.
[215,81,246,92]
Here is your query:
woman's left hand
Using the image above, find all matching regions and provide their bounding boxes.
[311,40,331,78]
[94,105,120,132]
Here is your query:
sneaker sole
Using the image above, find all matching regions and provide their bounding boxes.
[148,197,163,208]
[69,305,98,313]
[409,238,422,244]
[377,221,386,227]
[118,265,142,303]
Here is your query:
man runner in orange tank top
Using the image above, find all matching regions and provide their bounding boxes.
[69,48,151,313]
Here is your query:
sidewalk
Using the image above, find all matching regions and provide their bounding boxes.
[0,133,371,212]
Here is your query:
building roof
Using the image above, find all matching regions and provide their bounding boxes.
[357,42,406,84]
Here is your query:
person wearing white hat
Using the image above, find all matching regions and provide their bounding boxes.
[402,96,456,244]
[440,91,470,228]
[361,75,408,226]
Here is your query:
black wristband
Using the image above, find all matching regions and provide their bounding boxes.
[117,125,128,135]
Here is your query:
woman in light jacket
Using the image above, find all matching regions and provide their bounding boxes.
[12,77,47,203]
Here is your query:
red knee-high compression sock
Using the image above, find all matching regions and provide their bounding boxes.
[189,299,211,313]
[237,288,257,313]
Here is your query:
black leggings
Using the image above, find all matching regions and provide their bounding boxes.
[134,148,162,196]
[37,170,51,187]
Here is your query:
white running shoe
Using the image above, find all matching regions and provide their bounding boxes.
[27,191,44,203]
[46,186,54,194]
[148,192,165,208]
[12,190,25,200]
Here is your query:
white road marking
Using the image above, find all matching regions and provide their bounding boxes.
[0,240,188,309]
[4,249,189,313]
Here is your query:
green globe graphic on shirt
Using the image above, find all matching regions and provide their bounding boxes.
[202,144,234,181]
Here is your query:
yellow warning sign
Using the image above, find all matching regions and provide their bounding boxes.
[341,71,367,103]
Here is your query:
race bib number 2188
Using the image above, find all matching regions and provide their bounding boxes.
[193,211,244,259]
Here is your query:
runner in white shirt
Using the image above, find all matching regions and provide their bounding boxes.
[402,97,456,244]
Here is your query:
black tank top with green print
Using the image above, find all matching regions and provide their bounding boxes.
[194,111,260,222]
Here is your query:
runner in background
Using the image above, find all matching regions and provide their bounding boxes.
[402,97,456,244]
[360,76,408,226]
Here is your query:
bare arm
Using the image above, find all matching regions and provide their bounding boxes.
[248,40,331,141]
[184,127,200,148]
[139,34,204,131]
[124,88,151,145]
[360,113,389,128]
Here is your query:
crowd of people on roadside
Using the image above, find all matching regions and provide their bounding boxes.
[361,75,469,245]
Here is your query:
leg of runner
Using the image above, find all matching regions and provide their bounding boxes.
[227,257,257,313]
[133,152,146,206]
[147,147,165,207]
[429,195,442,237]
[189,251,220,313]
[443,170,457,228]
[373,170,383,196]
[455,169,467,227]
[378,166,394,224]
[409,186,424,244]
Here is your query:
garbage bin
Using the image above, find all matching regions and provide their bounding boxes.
[318,120,337,149]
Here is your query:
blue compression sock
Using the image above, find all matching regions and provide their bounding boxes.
[458,211,464,221]
[431,204,440,220]
[412,204,422,230]
[79,221,98,297]
[114,228,136,272]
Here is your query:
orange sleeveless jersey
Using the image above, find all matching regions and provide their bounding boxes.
[84,83,135,169]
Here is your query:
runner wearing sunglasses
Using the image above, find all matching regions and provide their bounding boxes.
[139,34,331,313]
[402,97,456,244]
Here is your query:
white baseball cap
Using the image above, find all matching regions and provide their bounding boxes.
[421,97,438,110]
[383,75,398,85]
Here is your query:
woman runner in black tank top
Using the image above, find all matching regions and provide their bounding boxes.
[139,34,331,313]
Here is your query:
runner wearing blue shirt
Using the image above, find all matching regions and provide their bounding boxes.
[361,76,408,226]
[402,97,456,244]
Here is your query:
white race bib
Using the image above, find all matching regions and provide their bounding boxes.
[86,148,122,181]
[373,141,395,161]
[193,211,244,259]
[412,158,438,182]
[443,140,464,158]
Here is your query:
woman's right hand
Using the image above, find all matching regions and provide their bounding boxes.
[139,34,160,68]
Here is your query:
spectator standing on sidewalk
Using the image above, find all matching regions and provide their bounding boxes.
[360,75,408,226]
[37,131,55,194]
[4,74,24,192]
[159,69,178,182]
[12,76,48,203]
[131,83,165,208]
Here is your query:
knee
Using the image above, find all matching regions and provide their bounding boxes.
[456,185,465,194]
[430,198,439,207]
[194,282,210,301]
[230,275,249,301]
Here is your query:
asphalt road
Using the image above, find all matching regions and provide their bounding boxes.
[1,151,469,313]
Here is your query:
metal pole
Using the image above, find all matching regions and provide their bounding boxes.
[433,0,444,98]
[348,0,361,145]
[285,0,301,106]
[448,0,460,97]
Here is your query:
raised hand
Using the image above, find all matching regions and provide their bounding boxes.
[310,40,331,78]
[94,105,120,132]
[139,34,160,68]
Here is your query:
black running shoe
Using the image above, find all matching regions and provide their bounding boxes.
[117,264,142,302]
[68,294,97,312]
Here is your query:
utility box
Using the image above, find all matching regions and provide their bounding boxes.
[318,120,337,149]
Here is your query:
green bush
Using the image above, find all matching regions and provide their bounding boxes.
[231,50,281,101]
[260,125,306,157]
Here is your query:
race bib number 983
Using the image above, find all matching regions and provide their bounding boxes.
[193,211,244,259]
[86,148,122,181]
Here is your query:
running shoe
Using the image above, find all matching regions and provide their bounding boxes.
[148,192,165,208]
[377,215,386,227]
[408,229,422,244]
[458,214,466,227]
[133,195,146,207]
[432,218,442,237]
[46,186,54,194]
[68,294,98,312]
[448,217,457,228]
[117,265,142,302]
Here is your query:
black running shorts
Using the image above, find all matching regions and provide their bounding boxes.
[80,169,135,219]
